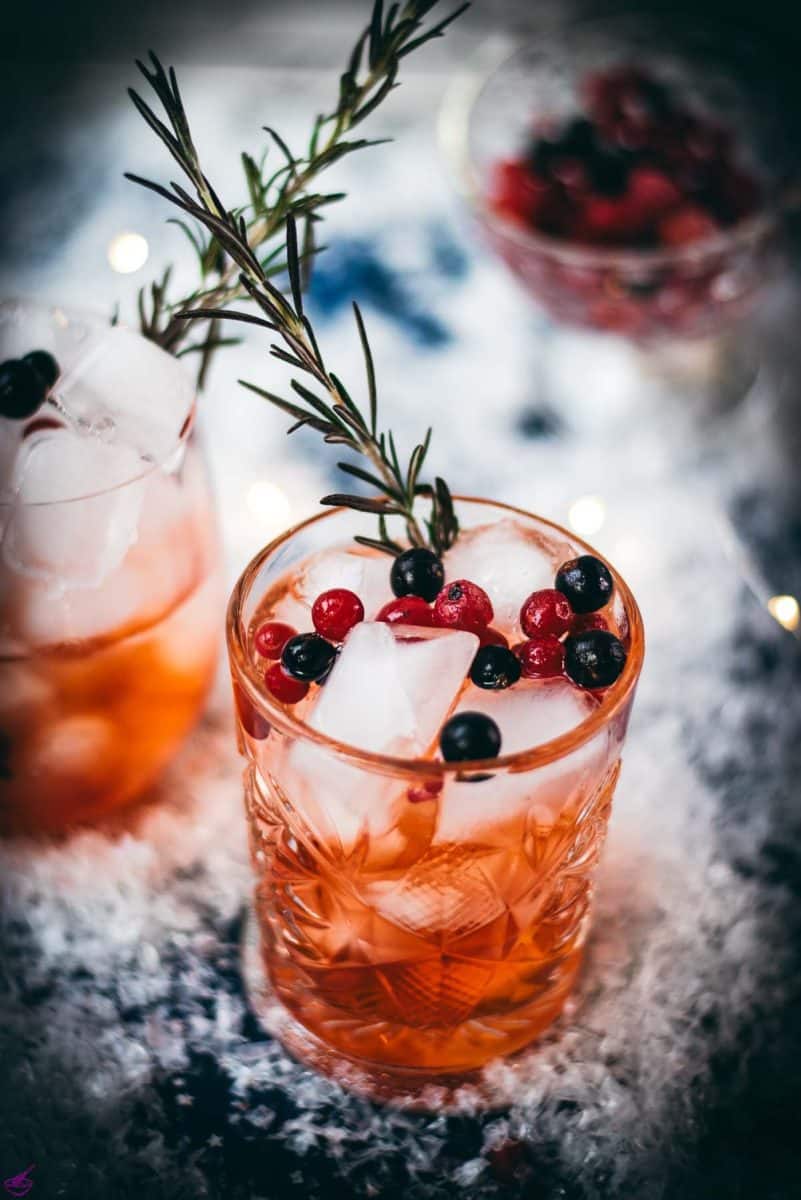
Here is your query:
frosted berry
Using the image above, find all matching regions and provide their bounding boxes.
[376,596,435,627]
[440,712,502,762]
[0,358,47,420]
[254,620,297,660]
[407,778,443,803]
[659,204,718,246]
[571,612,609,635]
[470,644,522,690]
[515,635,566,679]
[312,588,364,641]
[264,662,309,704]
[390,547,444,602]
[434,579,493,634]
[564,630,626,689]
[479,627,509,649]
[23,349,59,388]
[233,683,270,739]
[490,159,553,224]
[520,588,572,638]
[281,633,337,682]
[555,555,613,613]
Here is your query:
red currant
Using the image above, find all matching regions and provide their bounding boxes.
[254,620,297,660]
[478,626,509,649]
[571,612,609,635]
[376,596,435,627]
[407,779,443,803]
[233,683,270,740]
[489,159,552,226]
[627,166,681,221]
[659,204,718,247]
[311,588,364,642]
[264,662,309,705]
[23,415,64,439]
[433,580,493,635]
[520,588,572,639]
[515,635,566,679]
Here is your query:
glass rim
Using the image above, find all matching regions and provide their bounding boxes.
[0,298,196,508]
[227,495,645,780]
[437,32,782,273]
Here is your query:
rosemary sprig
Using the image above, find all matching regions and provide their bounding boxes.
[181,247,459,556]
[125,2,465,556]
[128,0,468,384]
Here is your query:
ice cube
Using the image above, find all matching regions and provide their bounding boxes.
[269,544,393,631]
[455,678,598,757]
[309,621,477,755]
[436,681,607,844]
[55,326,194,467]
[0,303,194,469]
[364,842,507,938]
[292,545,394,622]
[442,519,573,631]
[283,622,477,852]
[2,428,145,587]
[24,713,116,786]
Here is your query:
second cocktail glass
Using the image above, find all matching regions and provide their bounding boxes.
[0,301,222,834]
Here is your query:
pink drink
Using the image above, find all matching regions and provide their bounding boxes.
[0,302,221,834]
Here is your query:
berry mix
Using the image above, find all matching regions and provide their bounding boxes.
[491,65,760,249]
[250,545,627,765]
[486,65,766,338]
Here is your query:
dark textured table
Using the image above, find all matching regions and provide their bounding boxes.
[2,9,801,1198]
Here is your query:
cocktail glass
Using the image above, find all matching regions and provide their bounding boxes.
[0,301,222,834]
[228,498,643,1097]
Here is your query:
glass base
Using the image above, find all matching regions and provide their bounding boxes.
[240,907,581,1108]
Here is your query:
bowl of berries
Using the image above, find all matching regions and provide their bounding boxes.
[442,17,795,343]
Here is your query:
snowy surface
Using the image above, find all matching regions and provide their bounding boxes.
[3,20,801,1200]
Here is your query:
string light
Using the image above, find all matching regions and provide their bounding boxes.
[247,481,292,534]
[107,232,149,274]
[767,594,800,632]
[568,495,606,538]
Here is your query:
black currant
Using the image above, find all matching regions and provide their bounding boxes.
[470,645,522,691]
[555,555,614,613]
[440,712,502,762]
[564,630,627,689]
[590,148,630,197]
[0,358,47,421]
[23,349,59,388]
[561,117,597,157]
[390,547,444,602]
[281,633,337,682]
[316,645,340,685]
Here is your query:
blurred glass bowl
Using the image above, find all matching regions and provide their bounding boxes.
[440,17,797,344]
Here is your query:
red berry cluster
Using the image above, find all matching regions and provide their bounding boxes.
[378,577,506,643]
[515,588,607,680]
[250,587,364,708]
[490,66,761,251]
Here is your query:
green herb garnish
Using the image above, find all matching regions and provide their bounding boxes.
[126,1,465,556]
[128,0,468,391]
